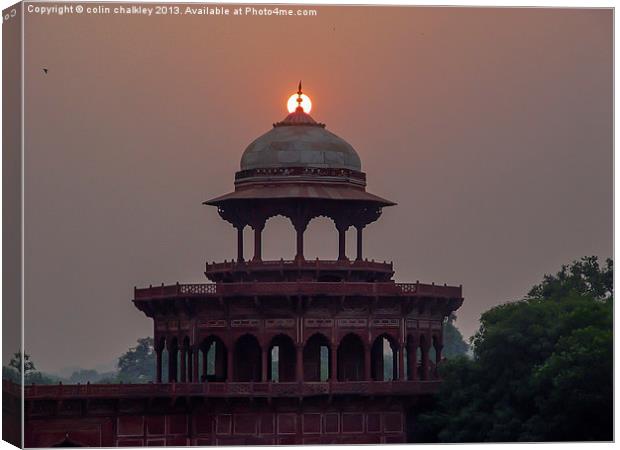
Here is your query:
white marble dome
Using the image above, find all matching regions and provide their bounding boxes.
[240,110,362,172]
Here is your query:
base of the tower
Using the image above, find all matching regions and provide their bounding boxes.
[13,387,434,447]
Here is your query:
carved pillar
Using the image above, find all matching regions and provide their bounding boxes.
[155,347,162,383]
[296,344,304,382]
[434,344,443,379]
[180,347,187,383]
[193,347,199,382]
[215,345,226,381]
[200,347,208,381]
[421,341,430,381]
[294,221,307,262]
[236,226,245,262]
[408,339,417,381]
[398,345,406,381]
[295,227,304,261]
[187,348,193,382]
[337,225,347,261]
[262,346,269,382]
[355,226,363,261]
[168,344,177,383]
[290,212,310,262]
[253,224,264,262]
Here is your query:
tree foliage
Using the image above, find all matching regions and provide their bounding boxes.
[442,314,470,358]
[116,337,156,383]
[8,351,35,375]
[3,352,61,385]
[414,256,613,442]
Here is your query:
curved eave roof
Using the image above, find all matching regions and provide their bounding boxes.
[204,183,396,207]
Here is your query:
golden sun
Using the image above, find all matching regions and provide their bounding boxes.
[287,93,312,113]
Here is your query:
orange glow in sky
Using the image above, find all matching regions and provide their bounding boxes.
[287,93,312,113]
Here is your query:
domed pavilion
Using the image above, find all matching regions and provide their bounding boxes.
[18,84,464,447]
[204,83,396,282]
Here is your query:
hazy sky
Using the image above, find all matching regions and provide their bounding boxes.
[21,5,612,373]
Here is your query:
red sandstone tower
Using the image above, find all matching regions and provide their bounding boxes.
[18,85,463,446]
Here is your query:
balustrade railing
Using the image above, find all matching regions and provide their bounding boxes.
[134,281,462,300]
[205,259,393,273]
[17,380,441,399]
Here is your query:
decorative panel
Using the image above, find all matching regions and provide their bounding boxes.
[266,318,295,329]
[305,318,334,328]
[337,318,367,328]
[231,319,260,328]
[371,318,399,328]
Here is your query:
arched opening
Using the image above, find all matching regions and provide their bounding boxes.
[371,334,399,381]
[261,215,295,261]
[167,337,179,383]
[201,336,227,382]
[405,334,417,381]
[155,337,166,383]
[337,333,365,381]
[268,334,296,382]
[431,334,442,378]
[418,334,428,381]
[233,334,262,381]
[304,216,338,261]
[304,333,330,381]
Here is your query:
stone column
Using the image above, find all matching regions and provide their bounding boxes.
[180,347,187,383]
[295,227,304,261]
[193,347,199,382]
[337,225,347,261]
[262,346,269,382]
[236,226,245,262]
[408,340,417,381]
[187,348,193,382]
[355,226,363,261]
[421,342,430,380]
[253,224,264,262]
[434,344,443,379]
[156,347,162,383]
[296,344,304,382]
[398,345,406,381]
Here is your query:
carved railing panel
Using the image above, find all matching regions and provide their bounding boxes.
[19,380,441,399]
[134,281,462,301]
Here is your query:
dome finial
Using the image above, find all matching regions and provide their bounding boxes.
[296,80,304,111]
[286,83,313,114]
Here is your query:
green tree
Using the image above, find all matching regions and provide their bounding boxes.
[2,366,20,383]
[442,313,469,358]
[4,351,60,385]
[527,256,612,301]
[9,351,35,376]
[25,371,61,385]
[117,337,156,383]
[415,256,613,442]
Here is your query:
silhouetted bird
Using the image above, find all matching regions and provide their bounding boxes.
[43,68,48,74]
